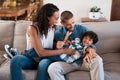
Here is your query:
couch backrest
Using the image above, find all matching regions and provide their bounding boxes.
[0,20,15,51]
[81,21,120,54]
[13,21,32,51]
[0,20,120,55]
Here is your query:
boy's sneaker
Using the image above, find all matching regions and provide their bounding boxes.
[3,54,11,60]
[4,44,19,58]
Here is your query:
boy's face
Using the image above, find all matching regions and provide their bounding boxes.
[82,36,93,46]
[61,17,75,32]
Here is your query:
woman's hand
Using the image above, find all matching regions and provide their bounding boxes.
[56,40,72,49]
[63,48,75,55]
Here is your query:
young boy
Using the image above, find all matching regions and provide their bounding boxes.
[4,31,98,63]
[60,31,98,63]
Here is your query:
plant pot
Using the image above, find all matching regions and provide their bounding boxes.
[89,12,101,19]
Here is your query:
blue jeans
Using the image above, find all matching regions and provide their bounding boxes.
[24,48,63,62]
[10,48,63,80]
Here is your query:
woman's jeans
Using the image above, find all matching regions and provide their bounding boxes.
[10,48,63,80]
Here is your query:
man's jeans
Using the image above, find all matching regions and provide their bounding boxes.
[10,48,63,80]
[48,55,104,80]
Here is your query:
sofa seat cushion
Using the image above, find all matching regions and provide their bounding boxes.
[66,71,90,80]
[66,68,120,80]
[13,21,32,51]
[102,53,120,80]
[82,21,120,55]
[0,51,6,66]
[0,61,10,80]
[101,53,120,71]
[0,21,15,50]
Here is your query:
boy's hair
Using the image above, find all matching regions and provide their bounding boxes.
[61,11,73,22]
[81,31,98,44]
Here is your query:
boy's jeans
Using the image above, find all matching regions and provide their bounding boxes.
[24,48,64,62]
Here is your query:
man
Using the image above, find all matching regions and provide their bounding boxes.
[48,11,104,80]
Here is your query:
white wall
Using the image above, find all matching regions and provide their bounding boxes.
[44,0,112,23]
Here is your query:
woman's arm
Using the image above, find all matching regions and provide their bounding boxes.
[26,33,31,50]
[27,26,75,58]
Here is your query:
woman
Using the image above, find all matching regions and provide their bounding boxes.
[10,3,74,80]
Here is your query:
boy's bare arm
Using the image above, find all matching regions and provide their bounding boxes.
[63,31,72,46]
[64,31,72,42]
[83,47,97,63]
[54,31,72,49]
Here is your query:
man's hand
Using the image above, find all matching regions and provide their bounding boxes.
[83,48,97,63]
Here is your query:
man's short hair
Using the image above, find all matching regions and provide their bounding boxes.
[61,11,73,22]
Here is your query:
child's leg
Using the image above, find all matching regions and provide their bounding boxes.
[24,48,40,62]
[4,44,22,59]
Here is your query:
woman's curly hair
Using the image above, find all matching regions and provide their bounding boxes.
[33,3,59,36]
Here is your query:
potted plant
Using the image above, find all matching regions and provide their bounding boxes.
[89,6,102,19]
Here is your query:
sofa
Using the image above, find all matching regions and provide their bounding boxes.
[0,20,120,80]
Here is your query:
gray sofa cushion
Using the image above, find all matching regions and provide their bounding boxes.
[82,21,120,54]
[0,20,15,51]
[0,61,10,80]
[66,71,90,80]
[101,53,120,72]
[0,51,6,65]
[13,21,32,51]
